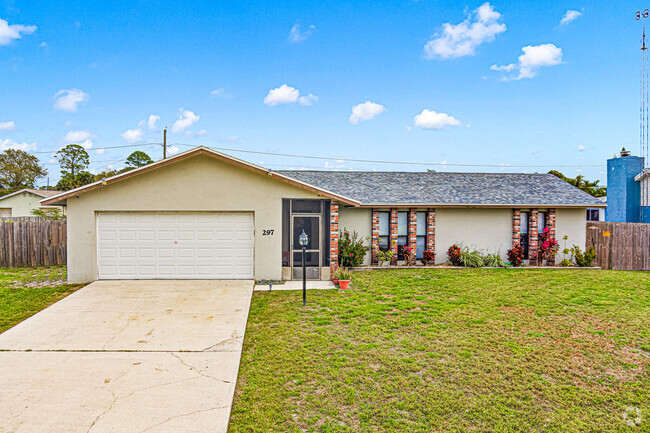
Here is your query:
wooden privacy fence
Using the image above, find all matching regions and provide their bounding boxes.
[586,221,650,271]
[0,219,67,267]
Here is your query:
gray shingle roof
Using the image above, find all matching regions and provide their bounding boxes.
[277,171,604,206]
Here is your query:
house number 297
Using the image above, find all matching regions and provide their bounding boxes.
[262,230,274,236]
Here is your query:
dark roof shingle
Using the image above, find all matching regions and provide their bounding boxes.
[277,171,603,206]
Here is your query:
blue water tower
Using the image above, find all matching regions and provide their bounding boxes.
[606,148,645,222]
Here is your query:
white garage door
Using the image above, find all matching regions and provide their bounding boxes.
[97,212,254,279]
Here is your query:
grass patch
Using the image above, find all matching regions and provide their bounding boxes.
[0,266,83,334]
[231,269,650,432]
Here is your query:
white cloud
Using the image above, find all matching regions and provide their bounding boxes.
[264,84,299,106]
[185,129,208,138]
[349,101,385,125]
[298,94,318,106]
[54,88,89,112]
[64,130,95,149]
[227,136,238,143]
[0,17,37,46]
[147,114,160,130]
[121,128,145,143]
[171,109,200,133]
[96,148,105,155]
[1,139,36,151]
[210,88,233,99]
[560,10,582,26]
[263,84,318,107]
[578,144,586,151]
[39,41,47,48]
[414,109,461,130]
[491,43,563,80]
[288,22,316,43]
[0,121,15,131]
[424,2,506,59]
[167,146,180,155]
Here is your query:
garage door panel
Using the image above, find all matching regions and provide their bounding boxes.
[97,212,254,279]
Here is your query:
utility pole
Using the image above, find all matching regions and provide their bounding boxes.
[163,127,167,159]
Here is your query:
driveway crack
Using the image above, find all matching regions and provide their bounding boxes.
[170,352,232,384]
[139,407,228,433]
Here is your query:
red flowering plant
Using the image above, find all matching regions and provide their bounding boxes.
[447,244,462,266]
[422,250,435,265]
[507,243,524,267]
[536,227,558,265]
[338,229,370,267]
[402,246,415,266]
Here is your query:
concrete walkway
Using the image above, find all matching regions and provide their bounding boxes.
[0,280,254,433]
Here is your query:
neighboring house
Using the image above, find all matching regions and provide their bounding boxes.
[606,149,650,223]
[0,189,64,218]
[41,147,604,283]
[587,196,606,222]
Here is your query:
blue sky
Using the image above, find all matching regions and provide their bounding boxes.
[0,0,645,185]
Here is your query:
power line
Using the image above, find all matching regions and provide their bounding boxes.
[170,142,604,169]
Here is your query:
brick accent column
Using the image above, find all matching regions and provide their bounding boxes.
[427,209,435,259]
[330,202,339,275]
[512,209,521,246]
[546,209,556,237]
[529,210,538,262]
[371,209,379,265]
[408,208,417,253]
[389,209,398,260]
[546,209,556,263]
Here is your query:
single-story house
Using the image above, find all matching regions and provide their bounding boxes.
[0,189,64,218]
[41,147,605,283]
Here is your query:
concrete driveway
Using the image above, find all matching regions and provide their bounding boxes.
[0,280,254,433]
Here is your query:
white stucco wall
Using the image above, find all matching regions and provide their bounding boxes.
[0,192,64,217]
[435,208,513,263]
[65,154,325,283]
[338,206,372,266]
[554,208,587,263]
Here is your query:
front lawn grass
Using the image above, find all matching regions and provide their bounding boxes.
[0,266,83,333]
[231,269,650,432]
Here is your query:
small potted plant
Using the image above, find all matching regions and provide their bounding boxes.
[334,267,352,289]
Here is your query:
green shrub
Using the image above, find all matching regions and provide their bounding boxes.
[338,229,369,267]
[482,253,505,267]
[459,248,484,268]
[570,245,598,267]
[377,250,393,265]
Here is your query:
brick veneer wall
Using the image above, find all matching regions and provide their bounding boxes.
[529,210,538,262]
[512,209,521,245]
[330,202,339,275]
[546,208,556,262]
[389,209,398,258]
[408,209,417,253]
[546,209,556,237]
[427,209,435,258]
[371,209,380,265]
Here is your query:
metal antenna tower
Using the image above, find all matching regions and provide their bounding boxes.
[637,9,650,165]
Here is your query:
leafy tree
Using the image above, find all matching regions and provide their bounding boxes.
[0,149,47,190]
[54,145,94,191]
[56,171,95,191]
[548,171,606,197]
[94,169,119,182]
[32,208,65,220]
[125,151,153,168]
[56,144,89,178]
